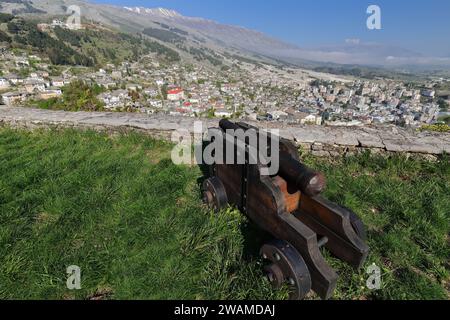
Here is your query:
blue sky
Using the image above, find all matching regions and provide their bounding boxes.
[92,0,450,57]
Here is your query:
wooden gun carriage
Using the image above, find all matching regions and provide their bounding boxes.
[202,120,369,300]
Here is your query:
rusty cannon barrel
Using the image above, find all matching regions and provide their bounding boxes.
[218,119,326,197]
[278,154,326,197]
[219,118,243,132]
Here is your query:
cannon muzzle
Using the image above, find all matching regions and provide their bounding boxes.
[279,155,326,197]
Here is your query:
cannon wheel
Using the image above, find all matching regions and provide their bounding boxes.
[202,177,228,212]
[260,239,312,300]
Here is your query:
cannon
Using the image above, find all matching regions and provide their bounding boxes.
[201,119,369,300]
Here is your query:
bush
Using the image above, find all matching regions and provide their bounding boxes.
[33,81,105,112]
[7,17,94,67]
[0,13,14,23]
[0,30,11,43]
[53,26,83,46]
[419,123,450,133]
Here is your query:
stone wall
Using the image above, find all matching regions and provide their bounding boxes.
[1,106,449,158]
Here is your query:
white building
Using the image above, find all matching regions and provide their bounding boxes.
[51,78,68,88]
[52,20,65,27]
[421,90,436,98]
[0,78,10,89]
[1,92,27,105]
[167,88,185,101]
[39,88,62,100]
[268,110,288,121]
[301,114,323,125]
[214,108,233,118]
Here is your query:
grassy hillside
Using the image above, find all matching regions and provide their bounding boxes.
[0,127,448,300]
[0,13,180,67]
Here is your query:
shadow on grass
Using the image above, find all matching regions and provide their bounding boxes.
[195,140,212,189]
[240,222,273,260]
[196,140,272,263]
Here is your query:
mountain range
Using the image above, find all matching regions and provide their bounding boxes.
[1,0,450,73]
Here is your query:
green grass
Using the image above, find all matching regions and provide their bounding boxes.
[303,152,450,300]
[0,127,448,300]
[0,127,282,300]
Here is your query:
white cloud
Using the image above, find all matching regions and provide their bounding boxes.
[345,38,361,45]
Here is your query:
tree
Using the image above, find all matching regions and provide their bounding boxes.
[0,30,11,43]
[7,21,21,34]
[437,99,449,112]
[129,90,140,102]
[161,84,168,100]
[38,80,106,112]
[0,13,14,23]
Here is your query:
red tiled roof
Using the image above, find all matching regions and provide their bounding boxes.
[168,88,183,95]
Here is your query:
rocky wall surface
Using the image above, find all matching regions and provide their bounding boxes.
[1,106,449,158]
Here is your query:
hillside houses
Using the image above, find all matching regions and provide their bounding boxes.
[0,44,446,128]
[24,79,46,93]
[3,74,23,85]
[98,90,131,111]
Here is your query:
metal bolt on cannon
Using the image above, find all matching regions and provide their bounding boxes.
[202,120,369,300]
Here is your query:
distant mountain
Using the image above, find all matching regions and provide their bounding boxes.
[1,0,450,72]
[121,5,450,70]
[0,0,45,15]
[123,6,298,53]
[0,1,289,69]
